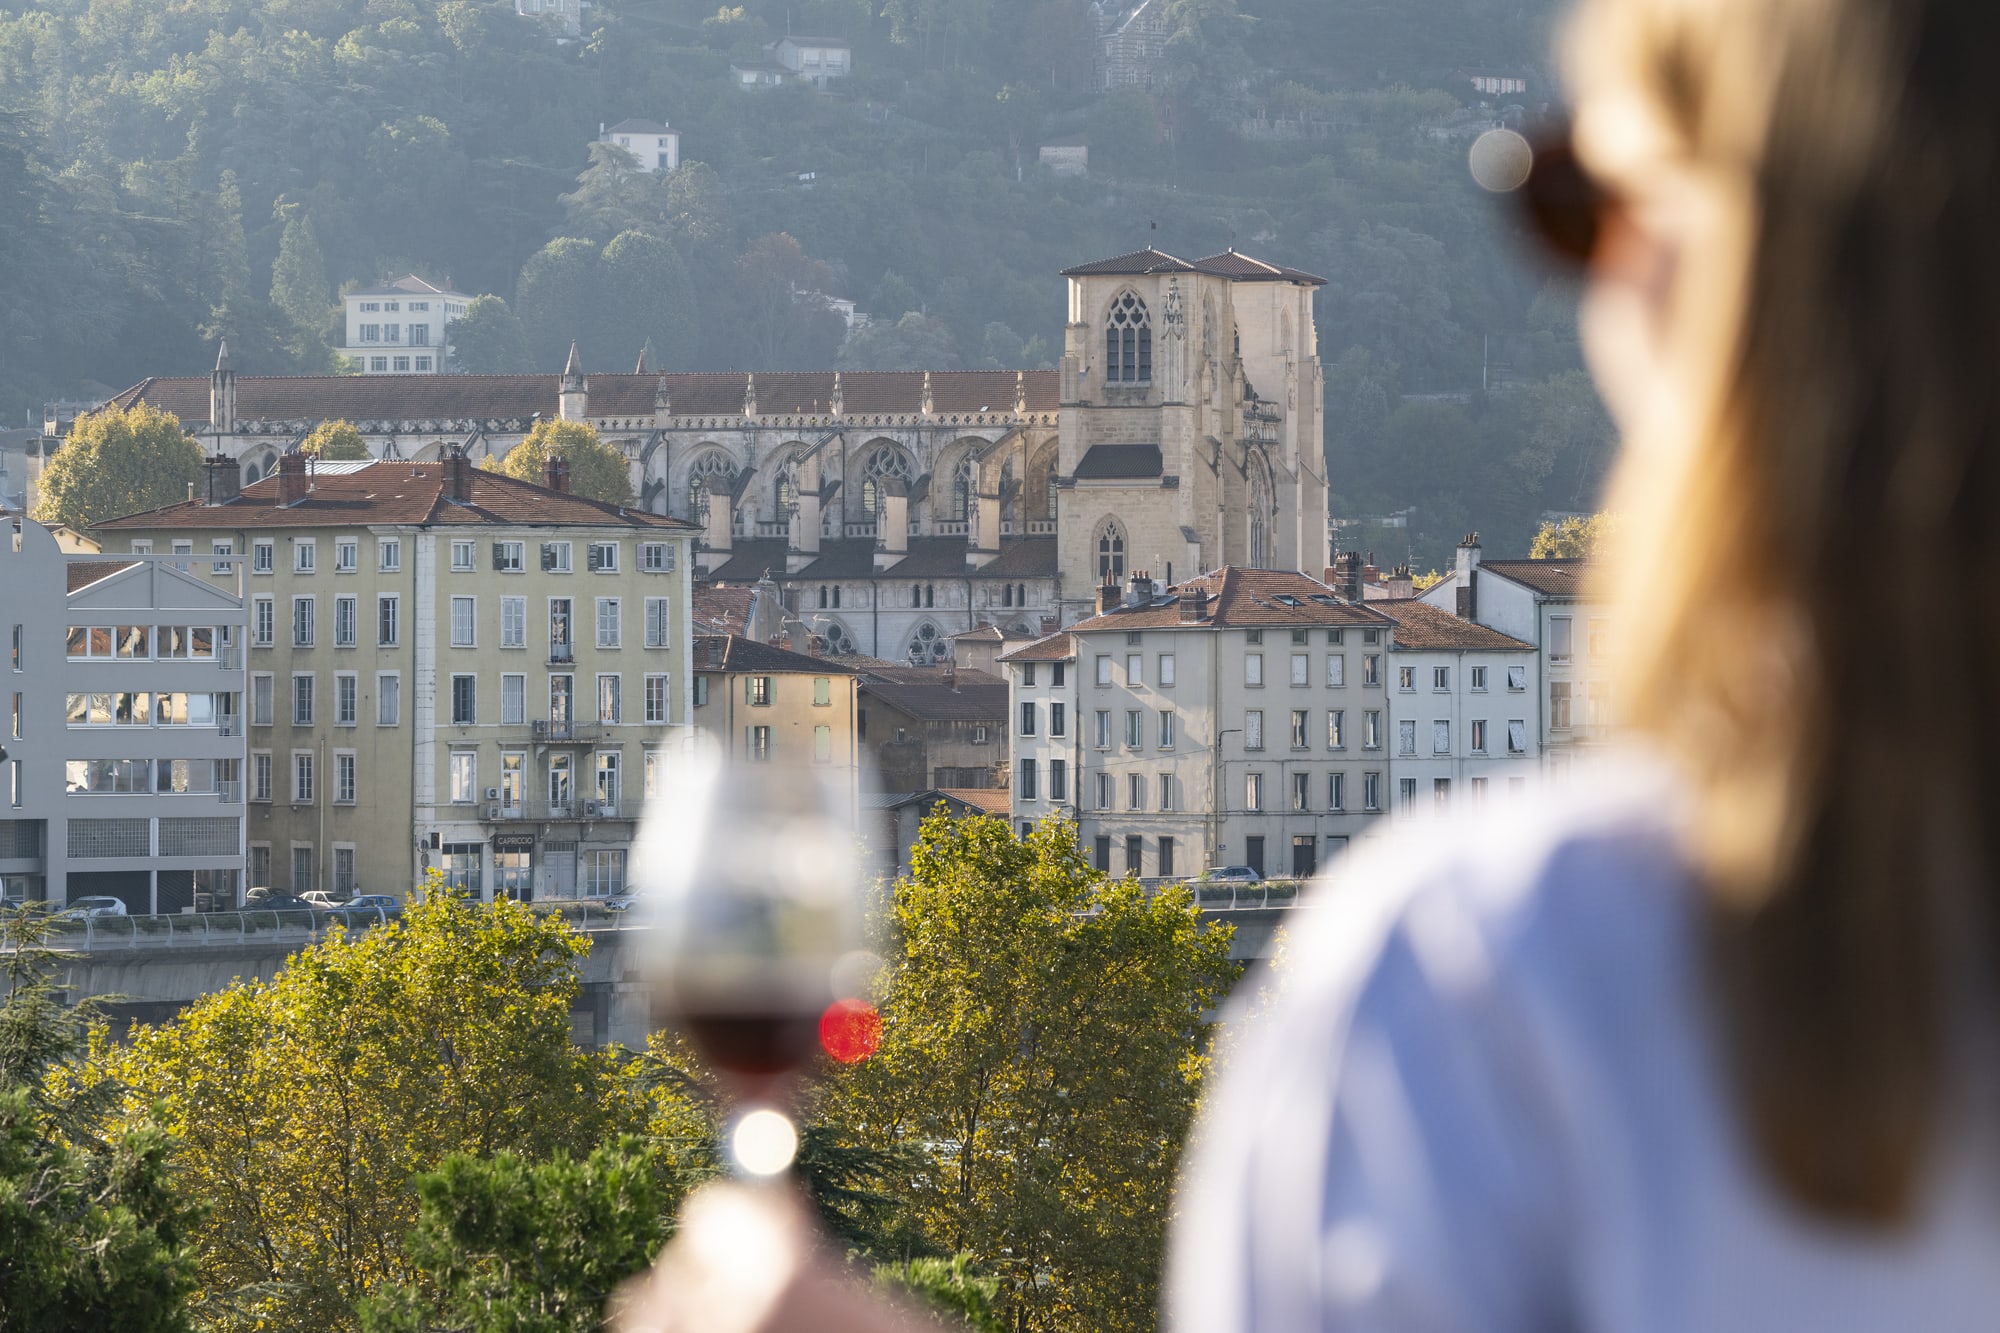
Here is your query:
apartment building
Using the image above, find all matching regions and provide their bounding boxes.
[337,275,471,374]
[95,450,697,902]
[691,634,860,819]
[1009,567,1396,881]
[1370,598,1540,814]
[1002,633,1076,840]
[2,518,246,911]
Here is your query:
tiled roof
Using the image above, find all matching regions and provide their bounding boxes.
[106,369,1060,428]
[711,537,1056,584]
[787,540,878,581]
[860,672,1008,722]
[1000,632,1076,663]
[92,461,696,532]
[1059,247,1326,285]
[1073,444,1162,480]
[953,624,1005,641]
[693,634,857,675]
[691,585,757,635]
[605,118,671,135]
[1369,598,1535,652]
[345,274,466,299]
[65,559,139,593]
[970,538,1057,579]
[1480,559,1589,599]
[876,537,974,579]
[1060,247,1198,276]
[934,787,1012,814]
[1190,250,1327,285]
[1067,567,1396,632]
[877,787,1009,816]
[702,539,789,584]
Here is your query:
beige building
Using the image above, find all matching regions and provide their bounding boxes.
[96,450,697,902]
[690,634,860,818]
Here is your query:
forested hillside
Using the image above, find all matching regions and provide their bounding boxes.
[0,0,1612,565]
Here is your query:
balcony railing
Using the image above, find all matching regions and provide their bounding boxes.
[548,643,575,665]
[477,799,626,822]
[217,716,241,738]
[531,719,606,745]
[218,781,242,804]
[219,646,243,670]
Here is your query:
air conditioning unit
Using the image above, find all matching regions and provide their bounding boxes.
[485,787,500,801]
[485,804,500,820]
[584,800,601,817]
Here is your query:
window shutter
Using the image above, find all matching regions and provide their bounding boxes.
[587,545,601,572]
[492,543,504,571]
[541,544,556,571]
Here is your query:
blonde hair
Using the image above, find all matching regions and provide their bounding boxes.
[1573,0,2000,1219]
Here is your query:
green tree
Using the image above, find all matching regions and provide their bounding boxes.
[484,419,635,506]
[597,230,697,373]
[110,885,631,1333]
[447,295,531,374]
[270,201,333,347]
[837,311,963,372]
[36,404,203,532]
[207,171,252,311]
[558,143,660,243]
[516,238,603,372]
[300,420,371,460]
[1087,85,1166,176]
[826,814,1237,1333]
[0,905,198,1332]
[873,1254,1003,1332]
[734,232,846,370]
[1530,511,1617,559]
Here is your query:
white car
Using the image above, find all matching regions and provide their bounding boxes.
[301,890,340,908]
[62,896,129,918]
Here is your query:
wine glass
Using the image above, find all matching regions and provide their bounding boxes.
[630,741,867,1179]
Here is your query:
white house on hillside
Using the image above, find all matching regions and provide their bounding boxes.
[599,119,679,173]
[516,0,587,38]
[768,35,851,86]
[339,275,470,375]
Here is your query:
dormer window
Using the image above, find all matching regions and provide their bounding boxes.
[1105,292,1152,383]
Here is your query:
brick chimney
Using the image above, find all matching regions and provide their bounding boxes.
[1387,564,1414,599]
[543,456,570,493]
[1333,551,1362,603]
[1098,578,1122,615]
[203,453,241,506]
[1454,532,1483,620]
[1179,587,1208,623]
[1124,569,1155,608]
[441,448,473,504]
[276,452,308,507]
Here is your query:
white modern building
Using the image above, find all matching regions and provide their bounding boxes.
[2,517,247,912]
[516,0,588,39]
[1419,537,1609,776]
[338,275,471,375]
[768,35,852,85]
[1371,597,1540,814]
[599,119,680,173]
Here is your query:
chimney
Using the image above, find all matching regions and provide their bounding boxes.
[1098,578,1122,615]
[1361,551,1380,593]
[441,448,473,503]
[203,453,241,506]
[543,456,570,493]
[1124,568,1155,608]
[276,452,308,507]
[1454,532,1482,621]
[943,658,957,689]
[1179,586,1208,623]
[1387,564,1414,599]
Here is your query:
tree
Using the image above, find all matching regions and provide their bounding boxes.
[484,419,634,506]
[873,1255,1003,1332]
[597,231,697,373]
[269,201,333,349]
[558,143,660,243]
[1087,86,1166,176]
[516,238,602,372]
[733,233,847,370]
[447,295,531,374]
[837,311,963,372]
[0,905,198,1332]
[824,814,1237,1333]
[300,420,371,460]
[35,403,203,532]
[110,885,635,1333]
[1530,511,1618,559]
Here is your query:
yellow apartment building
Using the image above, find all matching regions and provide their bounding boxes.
[690,633,861,819]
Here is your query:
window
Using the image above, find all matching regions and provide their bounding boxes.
[549,675,574,723]
[1433,720,1451,754]
[1050,702,1066,737]
[1327,709,1346,749]
[1291,710,1309,749]
[292,596,315,647]
[1363,654,1381,686]
[584,850,626,897]
[645,674,669,723]
[1128,773,1146,811]
[503,674,526,725]
[1158,709,1175,748]
[1325,654,1346,688]
[292,674,315,726]
[1125,709,1143,748]
[1246,771,1265,811]
[361,323,380,341]
[371,356,386,372]
[1158,836,1176,877]
[1471,719,1488,753]
[1022,664,1037,688]
[748,676,772,707]
[1508,664,1527,691]
[598,674,620,723]
[595,749,620,810]
[1293,771,1311,811]
[377,595,400,646]
[1105,291,1152,382]
[334,538,357,573]
[451,540,475,571]
[494,541,524,573]
[1246,654,1264,687]
[252,597,274,647]
[1364,710,1382,749]
[293,752,315,804]
[451,596,476,647]
[1126,653,1143,685]
[541,542,572,573]
[1019,702,1037,737]
[1245,709,1264,750]
[212,539,234,574]
[1398,665,1416,691]
[377,673,401,726]
[1291,654,1309,687]
[588,541,619,572]
[451,675,476,725]
[747,725,773,761]
[502,597,526,649]
[549,600,573,660]
[1434,665,1451,691]
[1328,772,1346,810]
[293,539,316,574]
[253,540,275,574]
[1550,616,1574,663]
[450,752,476,803]
[1550,682,1572,730]
[640,542,675,572]
[440,844,482,896]
[1049,759,1068,801]
[1471,665,1488,691]
[250,674,273,727]
[548,754,573,808]
[1122,835,1143,876]
[1159,773,1176,811]
[1434,777,1452,809]
[334,595,357,647]
[392,356,409,372]
[1094,772,1113,811]
[1364,771,1382,811]
[1400,777,1419,808]
[378,538,400,572]
[1096,655,1113,687]
[250,753,272,802]
[1019,758,1038,800]
[1096,520,1126,582]
[1094,710,1111,748]
[596,597,621,648]
[1508,719,1527,754]
[644,598,670,649]
[1472,776,1489,805]
[335,673,357,725]
[1398,720,1417,755]
[694,677,709,708]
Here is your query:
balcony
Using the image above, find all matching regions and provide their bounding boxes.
[549,643,575,665]
[218,781,242,804]
[219,646,243,670]
[478,799,627,823]
[531,719,607,745]
[217,716,241,738]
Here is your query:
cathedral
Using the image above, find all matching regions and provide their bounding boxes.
[107,247,1329,662]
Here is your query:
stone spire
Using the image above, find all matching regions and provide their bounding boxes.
[210,339,236,442]
[1014,370,1027,418]
[921,370,934,417]
[634,345,650,375]
[830,371,844,417]
[558,342,588,422]
[562,340,584,384]
[743,373,757,417]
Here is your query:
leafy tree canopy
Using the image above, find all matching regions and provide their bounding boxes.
[1530,511,1618,560]
[300,420,371,459]
[447,295,530,374]
[37,404,203,532]
[483,419,636,506]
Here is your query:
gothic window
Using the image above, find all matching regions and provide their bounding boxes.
[1096,519,1126,582]
[1248,458,1273,569]
[860,445,912,519]
[906,621,947,666]
[775,464,796,516]
[818,586,829,609]
[687,451,737,522]
[1044,455,1059,520]
[952,456,973,522]
[1003,584,1014,608]
[1105,291,1152,383]
[819,621,856,656]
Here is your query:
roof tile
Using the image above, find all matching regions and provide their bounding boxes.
[1368,598,1535,651]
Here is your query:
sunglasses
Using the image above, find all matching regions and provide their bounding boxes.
[1473,123,1618,267]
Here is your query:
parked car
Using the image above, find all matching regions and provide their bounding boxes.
[602,895,638,914]
[329,895,401,923]
[301,890,340,908]
[1198,866,1262,884]
[60,896,130,918]
[248,893,317,911]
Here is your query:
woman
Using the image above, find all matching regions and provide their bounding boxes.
[623,0,2000,1326]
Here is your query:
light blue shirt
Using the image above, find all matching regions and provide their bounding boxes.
[1168,762,2000,1331]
